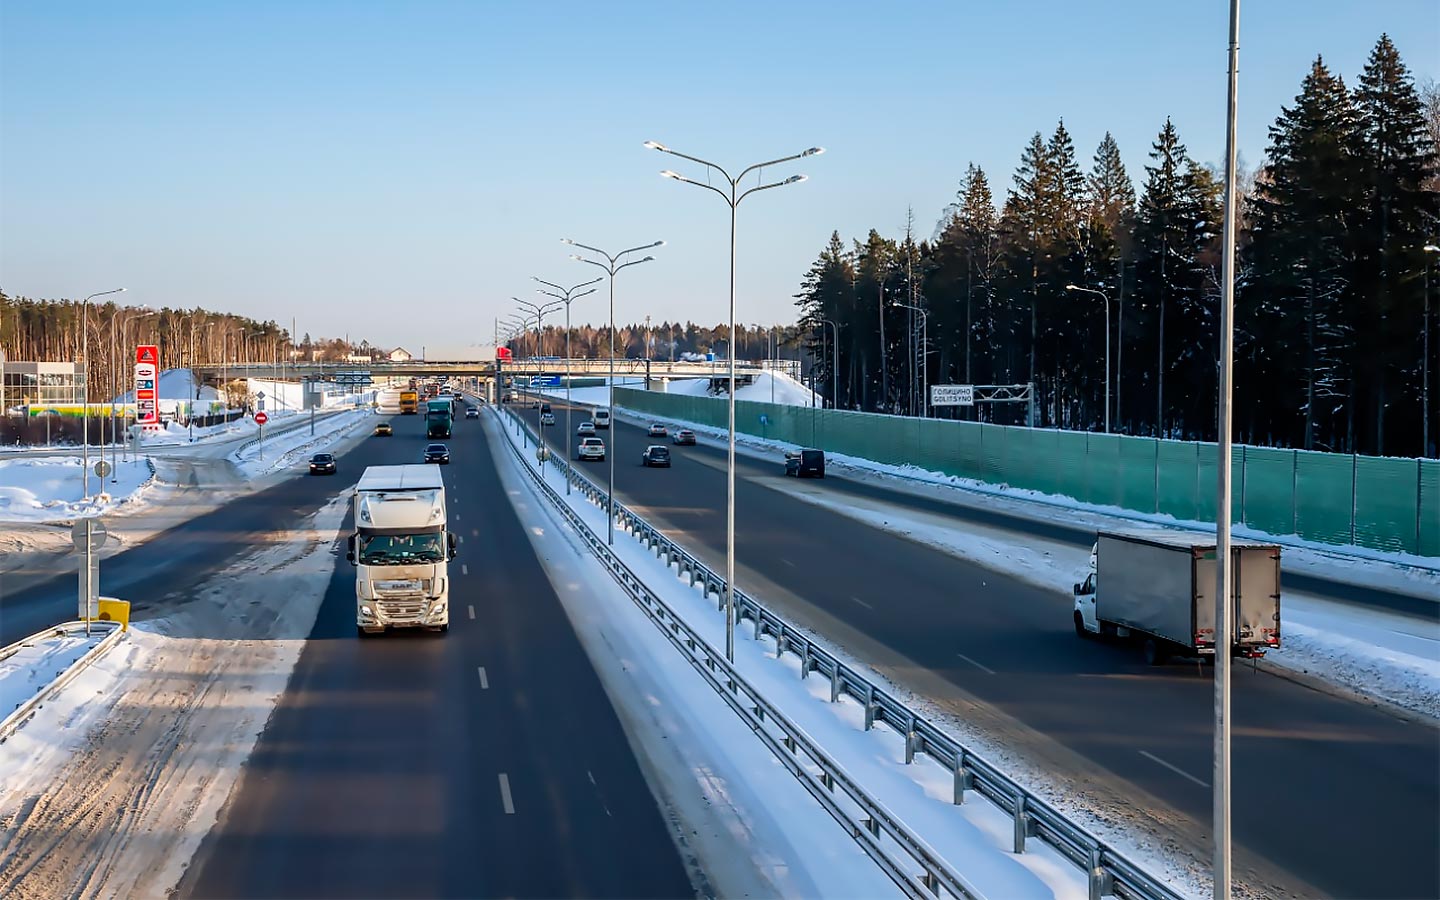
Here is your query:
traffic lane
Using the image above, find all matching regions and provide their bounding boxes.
[517,403,1440,899]
[180,412,694,899]
[539,396,1435,618]
[0,419,395,646]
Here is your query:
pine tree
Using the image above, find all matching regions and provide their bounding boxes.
[794,231,855,408]
[1082,133,1136,429]
[1351,34,1439,454]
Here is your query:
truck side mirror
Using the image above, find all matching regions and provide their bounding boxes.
[347,551,356,564]
[448,533,458,558]
[1073,583,1084,596]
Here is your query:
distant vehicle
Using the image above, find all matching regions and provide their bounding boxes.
[503,392,517,403]
[423,443,451,465]
[784,449,825,478]
[540,402,552,415]
[465,407,479,419]
[640,445,671,467]
[1074,532,1281,665]
[426,398,453,439]
[540,411,556,426]
[594,408,612,429]
[309,453,337,475]
[577,421,596,436]
[399,390,419,415]
[373,423,393,437]
[578,437,605,461]
[348,465,456,636]
[671,429,696,446]
[647,423,668,437]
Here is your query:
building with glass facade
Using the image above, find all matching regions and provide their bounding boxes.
[1,359,87,411]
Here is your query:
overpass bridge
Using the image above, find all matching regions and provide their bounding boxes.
[193,358,774,381]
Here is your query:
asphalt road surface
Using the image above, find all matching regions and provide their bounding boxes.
[175,408,695,898]
[4,408,696,899]
[518,396,1439,900]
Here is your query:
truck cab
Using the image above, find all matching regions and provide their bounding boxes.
[426,398,453,438]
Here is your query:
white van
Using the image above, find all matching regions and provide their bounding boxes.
[594,408,612,429]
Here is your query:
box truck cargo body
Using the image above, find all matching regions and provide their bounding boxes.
[1073,531,1280,665]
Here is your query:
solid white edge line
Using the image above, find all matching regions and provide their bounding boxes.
[498,772,515,814]
[1138,750,1210,788]
[955,652,997,675]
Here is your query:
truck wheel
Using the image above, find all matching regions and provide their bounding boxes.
[1073,611,1090,638]
[1143,638,1167,666]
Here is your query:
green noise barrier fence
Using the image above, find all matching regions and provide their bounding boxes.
[614,388,1440,557]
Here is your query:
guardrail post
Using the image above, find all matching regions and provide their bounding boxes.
[863,684,876,731]
[776,631,788,659]
[1013,793,1030,853]
[1087,846,1113,900]
[829,664,841,702]
[952,754,973,805]
[921,871,939,895]
[800,641,810,679]
[905,729,918,764]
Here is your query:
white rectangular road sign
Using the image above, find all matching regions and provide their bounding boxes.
[931,384,975,407]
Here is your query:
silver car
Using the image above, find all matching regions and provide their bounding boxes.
[577,421,596,436]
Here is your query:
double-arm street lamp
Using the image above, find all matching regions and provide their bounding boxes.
[535,276,602,492]
[566,238,663,545]
[514,298,564,360]
[644,138,821,662]
[81,287,126,499]
[892,302,930,418]
[1065,284,1112,435]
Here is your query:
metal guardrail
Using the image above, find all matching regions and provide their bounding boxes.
[498,404,1183,900]
[495,406,982,900]
[0,620,127,744]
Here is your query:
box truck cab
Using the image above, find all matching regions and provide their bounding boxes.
[1074,531,1280,665]
[594,408,612,429]
[348,466,457,636]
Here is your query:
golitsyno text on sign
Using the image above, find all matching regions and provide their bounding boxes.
[930,384,975,407]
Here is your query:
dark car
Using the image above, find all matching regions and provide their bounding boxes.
[309,453,337,475]
[640,445,671,468]
[424,443,451,465]
[465,407,479,419]
[784,448,825,478]
[671,429,696,446]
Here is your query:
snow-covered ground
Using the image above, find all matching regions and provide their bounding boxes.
[491,408,1120,900]
[0,456,156,524]
[529,370,822,408]
[230,407,376,478]
[0,495,347,897]
[110,367,223,408]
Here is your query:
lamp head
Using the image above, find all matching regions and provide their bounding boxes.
[643,140,667,152]
[652,240,666,248]
[561,238,575,245]
[1065,284,1079,291]
[784,174,807,185]
[660,170,681,180]
[803,147,825,157]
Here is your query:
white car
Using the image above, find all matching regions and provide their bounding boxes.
[540,412,556,426]
[578,437,605,461]
[647,423,668,438]
[577,421,596,436]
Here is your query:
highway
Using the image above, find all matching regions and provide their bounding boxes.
[517,395,1440,900]
[3,408,697,898]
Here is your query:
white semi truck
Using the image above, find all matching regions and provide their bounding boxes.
[1073,531,1281,665]
[348,465,457,636]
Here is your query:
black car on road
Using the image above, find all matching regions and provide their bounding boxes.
[424,443,451,465]
[308,453,337,475]
[784,448,825,478]
[641,445,671,467]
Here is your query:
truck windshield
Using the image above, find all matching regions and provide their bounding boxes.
[358,533,445,565]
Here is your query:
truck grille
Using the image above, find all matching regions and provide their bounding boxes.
[377,597,427,622]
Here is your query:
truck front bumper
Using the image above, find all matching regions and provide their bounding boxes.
[358,597,449,630]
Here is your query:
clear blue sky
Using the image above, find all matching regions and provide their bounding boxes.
[2,1,1436,352]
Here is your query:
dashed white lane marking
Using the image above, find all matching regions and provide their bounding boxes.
[1139,750,1210,788]
[468,605,476,620]
[461,564,469,575]
[851,596,872,609]
[477,667,489,689]
[956,652,996,675]
[498,773,515,814]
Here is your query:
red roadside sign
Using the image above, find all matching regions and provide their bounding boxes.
[254,411,269,425]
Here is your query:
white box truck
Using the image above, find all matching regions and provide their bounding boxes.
[348,465,457,636]
[1073,531,1281,665]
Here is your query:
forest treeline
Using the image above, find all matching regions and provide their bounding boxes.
[795,35,1438,457]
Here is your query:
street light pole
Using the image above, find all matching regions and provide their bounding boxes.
[894,303,930,417]
[1423,245,1439,458]
[535,276,602,493]
[645,139,821,663]
[1066,284,1112,434]
[514,298,563,360]
[566,238,663,546]
[1213,4,1242,899]
[80,288,126,499]
[822,318,841,409]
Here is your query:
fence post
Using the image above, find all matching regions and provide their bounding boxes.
[1292,448,1299,536]
[1153,439,1161,515]
[1350,451,1358,546]
[1418,459,1425,556]
[1239,444,1247,525]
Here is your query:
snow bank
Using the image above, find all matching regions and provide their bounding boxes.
[662,370,822,406]
[0,456,155,524]
[0,629,107,724]
[231,407,375,478]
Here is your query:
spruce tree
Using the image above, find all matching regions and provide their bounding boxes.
[1083,133,1136,429]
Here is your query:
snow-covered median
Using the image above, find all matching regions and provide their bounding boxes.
[491,409,1114,900]
[231,407,375,477]
[0,627,113,730]
[0,456,156,524]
